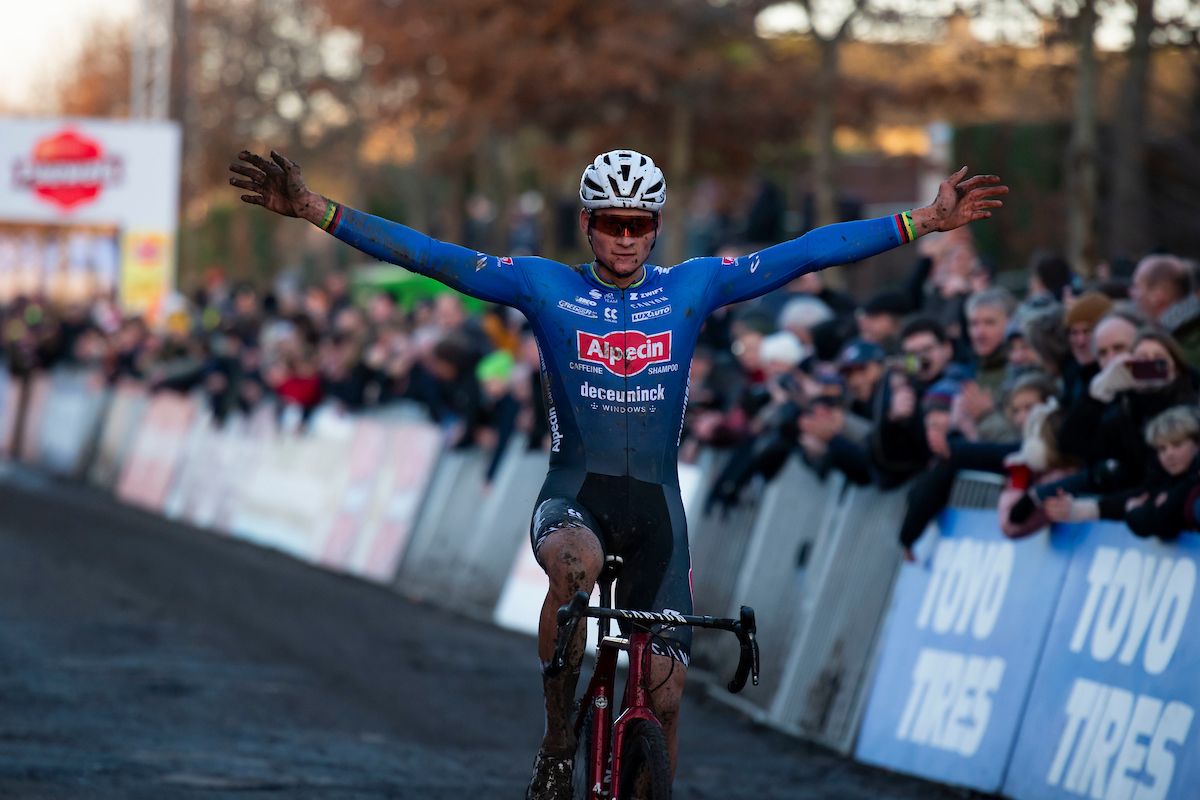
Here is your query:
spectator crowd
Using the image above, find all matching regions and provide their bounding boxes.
[4,227,1200,546]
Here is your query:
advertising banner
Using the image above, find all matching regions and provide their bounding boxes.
[229,410,356,562]
[856,509,1080,792]
[1005,523,1200,800]
[87,379,149,488]
[35,369,108,477]
[115,391,197,511]
[319,419,392,571]
[0,368,15,457]
[0,118,180,318]
[351,422,442,582]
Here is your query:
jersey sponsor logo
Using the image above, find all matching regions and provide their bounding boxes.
[569,360,603,374]
[721,256,737,266]
[547,405,563,453]
[577,329,671,377]
[749,252,761,273]
[647,362,679,374]
[475,252,488,271]
[588,289,604,300]
[574,295,597,306]
[603,307,619,323]
[631,305,671,323]
[499,256,514,265]
[559,300,598,319]
[631,296,668,308]
[579,381,665,403]
[628,286,663,300]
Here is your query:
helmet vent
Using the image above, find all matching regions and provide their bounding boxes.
[579,149,666,212]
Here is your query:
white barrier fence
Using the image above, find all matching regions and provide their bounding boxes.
[0,367,1005,759]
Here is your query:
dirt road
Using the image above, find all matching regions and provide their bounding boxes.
[0,472,980,799]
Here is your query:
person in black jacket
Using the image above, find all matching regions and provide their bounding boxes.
[869,318,957,487]
[1099,406,1200,540]
[1033,330,1198,523]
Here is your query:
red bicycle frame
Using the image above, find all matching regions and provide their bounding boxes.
[574,628,658,800]
[549,561,758,800]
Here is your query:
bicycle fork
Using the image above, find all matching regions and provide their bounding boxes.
[578,629,660,800]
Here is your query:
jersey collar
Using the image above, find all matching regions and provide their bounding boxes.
[589,261,648,290]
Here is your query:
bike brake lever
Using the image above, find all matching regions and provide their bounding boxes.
[546,591,591,678]
[728,606,759,694]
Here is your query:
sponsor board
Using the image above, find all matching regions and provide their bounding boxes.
[1005,523,1200,800]
[12,129,123,211]
[577,329,671,377]
[856,509,1079,792]
[0,118,180,319]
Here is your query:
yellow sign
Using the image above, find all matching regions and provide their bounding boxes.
[120,229,174,323]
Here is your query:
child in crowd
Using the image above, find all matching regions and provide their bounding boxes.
[1122,407,1200,540]
[998,386,1083,538]
[1044,405,1200,540]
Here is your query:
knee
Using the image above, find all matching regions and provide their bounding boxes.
[539,528,602,599]
[652,663,687,725]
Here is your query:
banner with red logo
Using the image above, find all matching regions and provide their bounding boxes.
[0,118,180,319]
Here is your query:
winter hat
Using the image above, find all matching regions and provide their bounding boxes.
[1064,291,1114,328]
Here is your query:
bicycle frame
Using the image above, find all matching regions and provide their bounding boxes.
[552,559,759,800]
[574,627,657,800]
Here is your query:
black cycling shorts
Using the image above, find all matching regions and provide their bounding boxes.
[531,471,693,665]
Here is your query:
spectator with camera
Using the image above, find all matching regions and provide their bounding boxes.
[1023,329,1198,524]
[869,318,958,487]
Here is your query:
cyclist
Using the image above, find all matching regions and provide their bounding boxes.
[230,148,1006,799]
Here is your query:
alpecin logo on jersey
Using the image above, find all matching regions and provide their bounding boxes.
[577,330,671,377]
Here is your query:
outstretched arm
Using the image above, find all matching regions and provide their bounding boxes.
[229,150,527,306]
[706,167,1007,309]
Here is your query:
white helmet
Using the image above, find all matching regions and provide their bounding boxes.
[579,150,667,212]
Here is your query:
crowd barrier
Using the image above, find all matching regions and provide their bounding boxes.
[3,365,1194,799]
[857,510,1200,800]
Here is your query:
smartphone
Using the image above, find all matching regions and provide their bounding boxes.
[1129,359,1169,381]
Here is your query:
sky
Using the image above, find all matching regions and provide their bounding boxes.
[1,0,138,112]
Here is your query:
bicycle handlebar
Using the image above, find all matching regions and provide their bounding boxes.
[544,591,760,694]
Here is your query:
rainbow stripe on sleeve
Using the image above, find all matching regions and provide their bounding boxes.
[318,202,343,233]
[893,211,916,244]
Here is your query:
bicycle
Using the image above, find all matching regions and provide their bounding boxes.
[546,555,760,800]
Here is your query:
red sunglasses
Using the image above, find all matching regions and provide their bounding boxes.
[590,213,658,238]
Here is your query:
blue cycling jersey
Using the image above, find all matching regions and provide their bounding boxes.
[324,204,910,487]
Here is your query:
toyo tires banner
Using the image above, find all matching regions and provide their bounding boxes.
[855,509,1080,792]
[1005,523,1200,800]
[0,117,180,319]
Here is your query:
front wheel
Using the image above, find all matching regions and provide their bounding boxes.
[572,705,594,800]
[617,719,671,800]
